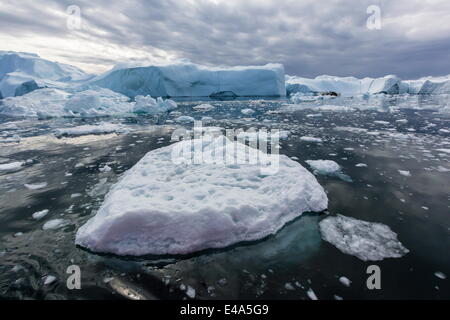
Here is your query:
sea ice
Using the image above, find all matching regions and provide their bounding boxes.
[306,160,340,175]
[24,182,48,190]
[54,123,126,138]
[32,209,50,220]
[43,219,69,230]
[319,215,409,261]
[76,135,328,256]
[0,161,24,172]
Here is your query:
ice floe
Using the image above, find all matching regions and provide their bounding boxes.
[76,135,328,256]
[319,215,409,261]
[54,123,127,138]
[0,161,24,172]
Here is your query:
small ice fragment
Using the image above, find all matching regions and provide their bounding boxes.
[284,283,295,291]
[300,136,323,143]
[307,288,318,300]
[25,182,48,190]
[186,286,196,299]
[356,163,368,167]
[241,108,255,115]
[32,209,50,220]
[0,161,24,172]
[43,275,57,285]
[398,170,411,177]
[339,276,351,287]
[434,272,447,280]
[43,219,69,230]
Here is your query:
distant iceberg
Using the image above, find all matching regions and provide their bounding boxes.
[286,74,450,96]
[0,51,93,98]
[89,62,286,98]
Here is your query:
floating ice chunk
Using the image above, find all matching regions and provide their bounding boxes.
[319,215,409,261]
[25,182,48,190]
[0,161,24,172]
[133,95,177,114]
[300,136,323,143]
[32,209,49,220]
[54,123,127,138]
[306,160,340,175]
[43,275,57,285]
[434,272,447,280]
[193,104,215,111]
[43,219,69,230]
[398,170,411,177]
[355,163,368,168]
[241,108,255,115]
[186,286,196,299]
[339,276,351,287]
[284,283,295,291]
[374,121,390,125]
[76,136,328,256]
[175,116,195,123]
[307,288,318,300]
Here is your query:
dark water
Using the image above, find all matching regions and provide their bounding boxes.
[0,95,449,300]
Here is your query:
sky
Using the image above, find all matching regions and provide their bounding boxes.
[1,0,449,78]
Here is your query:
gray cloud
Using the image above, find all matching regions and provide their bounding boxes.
[0,0,449,78]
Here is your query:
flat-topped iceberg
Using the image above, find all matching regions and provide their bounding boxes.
[286,74,404,96]
[90,62,286,98]
[0,88,177,118]
[76,136,328,256]
[286,74,450,96]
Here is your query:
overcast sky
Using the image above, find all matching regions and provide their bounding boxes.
[1,0,449,78]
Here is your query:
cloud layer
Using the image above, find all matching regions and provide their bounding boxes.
[1,0,449,78]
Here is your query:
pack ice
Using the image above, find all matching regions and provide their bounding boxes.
[319,215,409,261]
[75,136,328,256]
[90,62,286,98]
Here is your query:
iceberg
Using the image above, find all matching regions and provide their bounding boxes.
[75,135,328,256]
[286,73,450,97]
[286,74,404,96]
[89,62,286,98]
[0,88,177,118]
[319,215,409,261]
[0,51,93,97]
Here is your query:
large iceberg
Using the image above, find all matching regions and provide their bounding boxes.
[89,62,286,98]
[0,88,177,118]
[286,74,405,96]
[75,135,328,256]
[0,51,93,98]
[286,74,450,96]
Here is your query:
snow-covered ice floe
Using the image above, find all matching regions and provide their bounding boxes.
[90,62,286,98]
[0,161,24,173]
[76,135,328,256]
[319,215,409,261]
[306,160,352,182]
[0,88,177,118]
[54,123,128,138]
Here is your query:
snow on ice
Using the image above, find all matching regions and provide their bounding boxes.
[319,215,409,261]
[76,135,328,256]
